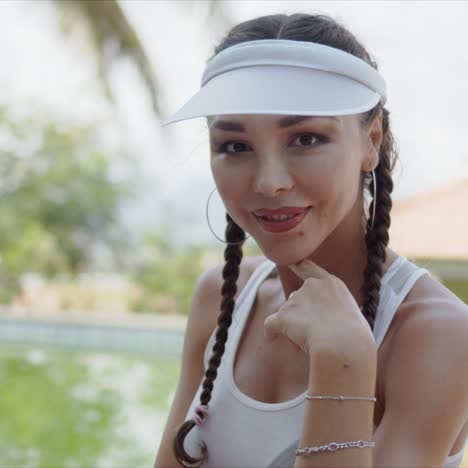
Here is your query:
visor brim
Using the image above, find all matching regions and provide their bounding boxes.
[162,65,382,127]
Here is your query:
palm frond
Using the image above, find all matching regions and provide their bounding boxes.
[51,0,233,120]
[53,0,161,116]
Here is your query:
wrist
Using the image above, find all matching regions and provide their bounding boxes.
[305,329,377,362]
[308,345,377,394]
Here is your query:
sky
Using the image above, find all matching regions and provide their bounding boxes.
[1,0,467,245]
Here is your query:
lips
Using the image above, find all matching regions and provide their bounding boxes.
[254,206,309,216]
[253,207,312,233]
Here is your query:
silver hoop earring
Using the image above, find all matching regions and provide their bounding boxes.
[205,187,251,245]
[369,169,377,229]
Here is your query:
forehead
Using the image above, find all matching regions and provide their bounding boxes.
[207,114,342,132]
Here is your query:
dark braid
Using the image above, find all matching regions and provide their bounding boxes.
[173,213,246,467]
[360,106,396,330]
[172,13,399,467]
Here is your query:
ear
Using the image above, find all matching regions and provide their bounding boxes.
[363,111,383,172]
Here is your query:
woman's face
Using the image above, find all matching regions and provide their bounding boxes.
[208,113,378,266]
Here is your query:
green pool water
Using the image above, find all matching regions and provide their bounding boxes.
[3,345,467,468]
[0,345,180,468]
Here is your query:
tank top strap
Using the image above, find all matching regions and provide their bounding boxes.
[230,258,277,330]
[386,258,431,296]
[203,258,276,369]
[373,256,431,348]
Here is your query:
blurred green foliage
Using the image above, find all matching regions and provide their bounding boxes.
[441,279,468,304]
[3,108,465,316]
[0,105,265,315]
[130,231,262,316]
[130,229,211,315]
[0,107,135,302]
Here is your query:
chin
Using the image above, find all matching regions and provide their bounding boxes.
[254,239,319,267]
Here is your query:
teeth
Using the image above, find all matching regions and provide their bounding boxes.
[264,213,297,221]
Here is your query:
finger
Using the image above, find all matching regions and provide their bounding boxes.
[288,259,328,280]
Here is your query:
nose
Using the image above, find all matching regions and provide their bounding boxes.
[253,157,294,198]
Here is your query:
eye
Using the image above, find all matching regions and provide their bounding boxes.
[290,133,326,148]
[215,140,251,154]
[214,133,326,155]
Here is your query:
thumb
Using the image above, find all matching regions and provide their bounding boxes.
[263,313,282,342]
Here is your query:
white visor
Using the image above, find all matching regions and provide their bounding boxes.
[161,39,387,127]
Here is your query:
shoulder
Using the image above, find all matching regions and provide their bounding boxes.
[374,274,468,464]
[198,254,268,300]
[384,264,467,340]
[194,255,270,342]
[387,274,468,373]
[385,269,468,380]
[384,274,468,416]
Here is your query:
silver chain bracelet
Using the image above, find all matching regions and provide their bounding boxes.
[296,439,375,456]
[297,395,376,456]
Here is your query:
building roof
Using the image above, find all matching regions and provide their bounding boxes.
[389,176,468,260]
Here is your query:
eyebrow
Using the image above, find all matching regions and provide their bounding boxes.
[210,115,339,132]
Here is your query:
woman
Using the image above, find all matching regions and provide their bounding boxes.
[154,13,468,468]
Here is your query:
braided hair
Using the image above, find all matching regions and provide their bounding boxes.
[173,13,399,467]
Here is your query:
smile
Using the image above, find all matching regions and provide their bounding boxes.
[253,207,312,233]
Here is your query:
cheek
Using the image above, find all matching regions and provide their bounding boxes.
[212,177,245,220]
[327,160,361,222]
[212,161,249,203]
[299,152,356,212]
[212,172,252,230]
[296,157,337,198]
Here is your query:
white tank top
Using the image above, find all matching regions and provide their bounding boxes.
[182,255,467,467]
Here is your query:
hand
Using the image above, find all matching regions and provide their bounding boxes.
[263,259,376,358]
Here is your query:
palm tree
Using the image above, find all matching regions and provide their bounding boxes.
[51,0,232,119]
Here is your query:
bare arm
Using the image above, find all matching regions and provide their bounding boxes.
[295,301,468,468]
[294,345,377,468]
